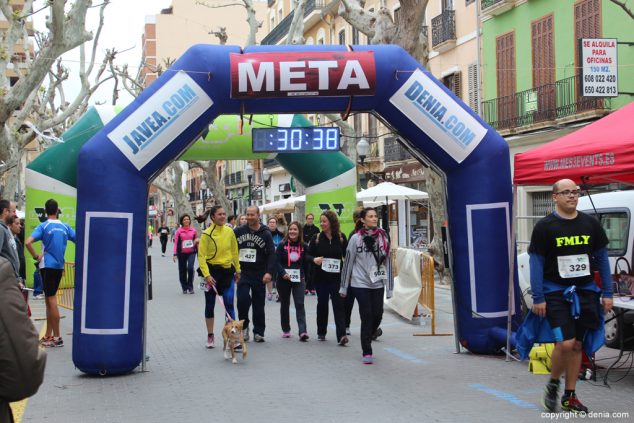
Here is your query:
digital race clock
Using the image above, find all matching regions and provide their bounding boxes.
[252,127,341,153]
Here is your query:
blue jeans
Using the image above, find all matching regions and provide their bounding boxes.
[177,253,196,292]
[33,268,43,296]
[237,274,266,336]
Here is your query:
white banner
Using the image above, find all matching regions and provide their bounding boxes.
[385,248,423,320]
[108,71,213,170]
[581,38,618,98]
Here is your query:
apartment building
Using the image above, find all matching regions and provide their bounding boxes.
[479,0,634,248]
[140,0,268,219]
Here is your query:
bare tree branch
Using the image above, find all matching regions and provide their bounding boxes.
[610,0,634,20]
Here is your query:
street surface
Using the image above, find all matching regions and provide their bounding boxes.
[20,242,634,422]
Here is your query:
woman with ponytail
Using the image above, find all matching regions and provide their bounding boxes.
[340,208,392,364]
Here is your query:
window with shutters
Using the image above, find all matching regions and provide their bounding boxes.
[442,72,462,98]
[394,7,401,25]
[338,29,346,45]
[468,63,479,114]
[496,31,516,128]
[574,0,602,111]
[532,14,556,122]
[352,27,359,44]
[354,114,363,134]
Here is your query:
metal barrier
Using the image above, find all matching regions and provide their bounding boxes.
[56,261,75,310]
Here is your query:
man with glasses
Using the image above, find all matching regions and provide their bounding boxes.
[529,179,613,413]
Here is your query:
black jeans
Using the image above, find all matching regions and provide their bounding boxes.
[177,252,195,292]
[351,286,384,356]
[344,289,356,328]
[237,274,267,336]
[160,236,168,254]
[315,279,346,342]
[277,278,307,334]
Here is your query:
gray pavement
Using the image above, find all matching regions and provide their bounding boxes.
[22,242,634,422]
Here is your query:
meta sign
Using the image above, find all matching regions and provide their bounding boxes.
[580,38,618,97]
[230,51,376,98]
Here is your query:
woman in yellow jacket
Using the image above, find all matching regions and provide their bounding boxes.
[197,205,240,349]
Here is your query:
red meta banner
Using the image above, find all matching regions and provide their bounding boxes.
[230,51,376,99]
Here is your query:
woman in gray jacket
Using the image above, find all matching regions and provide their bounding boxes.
[340,208,392,364]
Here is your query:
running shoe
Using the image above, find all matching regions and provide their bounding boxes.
[542,380,560,412]
[188,289,195,294]
[305,289,309,295]
[561,394,588,414]
[39,336,53,345]
[317,335,326,341]
[299,332,309,342]
[346,327,351,336]
[338,336,349,346]
[254,334,265,343]
[182,290,188,294]
[371,328,383,340]
[310,290,316,296]
[282,332,291,338]
[43,337,63,348]
[242,328,250,342]
[32,294,45,300]
[266,293,273,301]
[362,355,374,365]
[206,334,215,349]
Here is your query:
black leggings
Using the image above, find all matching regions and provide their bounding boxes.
[351,286,384,356]
[160,236,168,254]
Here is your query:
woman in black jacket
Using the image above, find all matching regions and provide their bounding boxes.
[306,210,348,345]
[276,221,309,342]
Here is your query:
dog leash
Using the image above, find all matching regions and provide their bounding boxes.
[211,284,234,322]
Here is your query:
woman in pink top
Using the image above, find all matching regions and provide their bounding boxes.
[173,214,199,294]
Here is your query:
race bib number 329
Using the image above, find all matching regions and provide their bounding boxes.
[557,254,590,278]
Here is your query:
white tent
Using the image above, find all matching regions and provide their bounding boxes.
[356,182,428,203]
[258,195,305,213]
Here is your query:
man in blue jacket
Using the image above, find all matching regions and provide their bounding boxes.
[234,206,276,342]
[529,179,612,413]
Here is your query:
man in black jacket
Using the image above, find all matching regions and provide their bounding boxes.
[234,206,276,342]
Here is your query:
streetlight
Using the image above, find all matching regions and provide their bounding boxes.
[245,161,254,205]
[200,179,208,211]
[356,137,370,165]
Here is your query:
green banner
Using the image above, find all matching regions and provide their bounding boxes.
[305,183,357,237]
[24,182,77,289]
[179,114,278,160]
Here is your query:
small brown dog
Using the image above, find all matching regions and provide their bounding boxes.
[222,319,248,364]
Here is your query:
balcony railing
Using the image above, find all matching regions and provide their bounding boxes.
[224,171,243,186]
[261,0,327,45]
[482,74,610,131]
[431,10,456,50]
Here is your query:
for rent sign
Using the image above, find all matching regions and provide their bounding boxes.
[230,51,376,98]
[580,38,618,97]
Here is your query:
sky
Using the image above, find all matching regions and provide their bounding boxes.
[32,0,173,106]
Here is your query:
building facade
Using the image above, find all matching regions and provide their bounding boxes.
[479,0,634,249]
[140,0,268,220]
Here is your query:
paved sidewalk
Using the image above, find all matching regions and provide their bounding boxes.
[21,242,634,422]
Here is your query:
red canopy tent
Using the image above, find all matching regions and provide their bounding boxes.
[513,101,634,185]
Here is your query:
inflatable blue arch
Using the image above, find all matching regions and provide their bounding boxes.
[74,44,520,375]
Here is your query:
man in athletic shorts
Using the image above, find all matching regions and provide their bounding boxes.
[529,179,612,413]
[26,199,76,348]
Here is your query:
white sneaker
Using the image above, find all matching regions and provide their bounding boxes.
[254,334,265,343]
[242,328,250,342]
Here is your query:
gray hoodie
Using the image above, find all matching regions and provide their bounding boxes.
[0,221,19,277]
[340,233,393,298]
